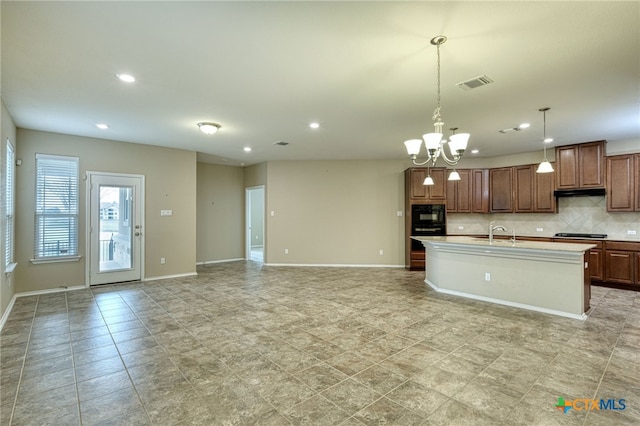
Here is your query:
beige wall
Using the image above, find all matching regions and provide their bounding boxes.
[14,129,197,293]
[196,162,244,263]
[1,99,18,319]
[265,160,407,265]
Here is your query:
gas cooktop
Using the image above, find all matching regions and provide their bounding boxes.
[554,233,608,239]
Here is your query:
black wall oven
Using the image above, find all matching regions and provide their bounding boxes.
[411,204,446,250]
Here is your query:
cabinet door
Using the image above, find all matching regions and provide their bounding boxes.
[456,169,472,213]
[556,145,579,189]
[534,167,556,212]
[471,169,489,213]
[514,165,534,212]
[589,249,604,282]
[606,155,634,211]
[409,168,429,199]
[635,154,640,211]
[446,178,457,212]
[490,168,513,212]
[428,168,447,200]
[579,141,605,188]
[604,250,635,285]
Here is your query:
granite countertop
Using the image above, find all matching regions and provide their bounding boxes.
[448,233,640,243]
[412,235,596,252]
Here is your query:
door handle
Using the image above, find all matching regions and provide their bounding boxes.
[135,232,141,236]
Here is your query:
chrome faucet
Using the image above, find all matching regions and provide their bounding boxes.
[489,221,508,243]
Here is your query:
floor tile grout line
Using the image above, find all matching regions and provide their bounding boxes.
[7,295,41,426]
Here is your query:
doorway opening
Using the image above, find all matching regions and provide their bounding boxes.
[245,186,265,263]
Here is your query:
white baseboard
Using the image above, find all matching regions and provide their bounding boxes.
[196,258,245,265]
[0,295,17,331]
[143,272,198,281]
[425,278,588,321]
[264,263,405,268]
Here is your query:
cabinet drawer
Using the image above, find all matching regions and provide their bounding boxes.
[606,241,640,252]
[410,251,425,260]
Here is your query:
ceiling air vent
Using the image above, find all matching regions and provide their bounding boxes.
[274,141,289,146]
[456,75,494,91]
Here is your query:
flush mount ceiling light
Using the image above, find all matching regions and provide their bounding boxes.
[536,107,554,173]
[95,123,110,130]
[197,122,221,135]
[404,35,470,186]
[309,122,320,129]
[116,73,136,83]
[243,147,252,152]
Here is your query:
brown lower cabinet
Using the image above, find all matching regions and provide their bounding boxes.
[603,241,639,285]
[558,239,639,288]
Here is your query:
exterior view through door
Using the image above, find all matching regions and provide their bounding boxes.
[87,172,144,285]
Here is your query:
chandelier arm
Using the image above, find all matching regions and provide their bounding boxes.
[438,147,461,166]
[411,158,434,167]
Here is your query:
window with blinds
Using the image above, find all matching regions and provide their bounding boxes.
[5,141,15,267]
[34,154,79,259]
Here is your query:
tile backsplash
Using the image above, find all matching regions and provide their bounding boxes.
[447,196,640,241]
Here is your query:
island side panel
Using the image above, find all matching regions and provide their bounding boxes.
[425,246,586,317]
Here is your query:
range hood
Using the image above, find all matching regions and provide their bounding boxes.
[554,188,606,197]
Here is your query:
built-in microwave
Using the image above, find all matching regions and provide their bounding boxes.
[411,204,446,250]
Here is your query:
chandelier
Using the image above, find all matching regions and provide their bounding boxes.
[404,35,469,185]
[536,107,554,173]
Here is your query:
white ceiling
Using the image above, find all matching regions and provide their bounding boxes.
[2,1,639,166]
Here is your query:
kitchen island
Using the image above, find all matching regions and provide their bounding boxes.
[412,236,595,320]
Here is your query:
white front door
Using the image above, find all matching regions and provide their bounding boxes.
[87,172,144,285]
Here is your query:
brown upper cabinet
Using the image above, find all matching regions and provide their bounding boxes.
[556,140,605,189]
[446,169,472,213]
[489,167,513,212]
[406,167,446,201]
[471,169,490,213]
[513,165,534,212]
[606,153,640,212]
[491,164,556,213]
[533,165,557,212]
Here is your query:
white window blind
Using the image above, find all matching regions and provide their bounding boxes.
[5,141,15,267]
[34,154,79,259]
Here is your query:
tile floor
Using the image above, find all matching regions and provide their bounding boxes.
[1,261,639,425]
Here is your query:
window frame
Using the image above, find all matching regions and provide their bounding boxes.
[5,139,16,272]
[32,153,81,263]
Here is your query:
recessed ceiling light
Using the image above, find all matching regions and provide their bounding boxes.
[197,122,221,135]
[518,123,530,129]
[309,122,320,129]
[116,73,136,83]
[96,123,110,130]
[243,147,252,152]
[471,149,479,154]
[544,137,554,143]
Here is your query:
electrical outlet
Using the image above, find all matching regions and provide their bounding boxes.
[536,227,544,232]
[160,257,166,264]
[284,248,289,254]
[458,226,464,230]
[397,211,403,217]
[379,249,384,256]
[628,230,637,235]
[485,272,491,282]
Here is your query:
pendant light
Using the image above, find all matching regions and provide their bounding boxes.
[536,107,554,173]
